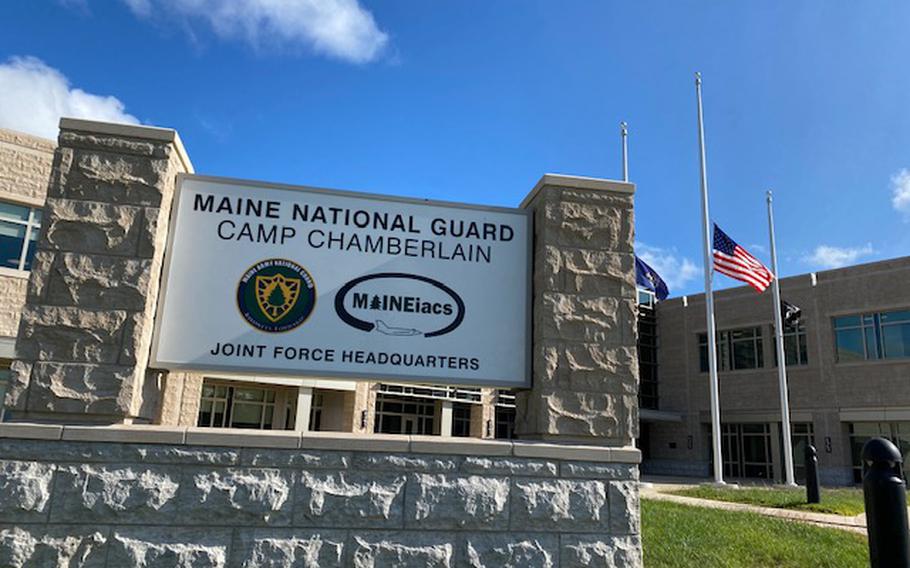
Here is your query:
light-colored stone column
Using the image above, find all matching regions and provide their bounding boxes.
[439,400,453,437]
[516,174,638,446]
[5,119,192,424]
[157,372,204,426]
[349,381,377,434]
[471,388,496,439]
[295,386,314,432]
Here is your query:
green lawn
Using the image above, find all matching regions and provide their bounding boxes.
[670,485,866,516]
[642,498,869,567]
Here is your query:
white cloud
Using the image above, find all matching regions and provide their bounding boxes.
[0,56,139,140]
[124,0,389,64]
[892,169,910,220]
[803,244,874,269]
[636,243,700,293]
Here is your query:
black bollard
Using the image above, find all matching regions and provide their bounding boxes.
[805,443,821,504]
[863,437,910,568]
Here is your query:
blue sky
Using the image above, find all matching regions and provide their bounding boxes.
[1,1,909,297]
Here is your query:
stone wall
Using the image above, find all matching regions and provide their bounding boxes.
[0,425,640,567]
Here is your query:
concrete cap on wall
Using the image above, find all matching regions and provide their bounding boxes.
[58,117,194,174]
[520,173,635,208]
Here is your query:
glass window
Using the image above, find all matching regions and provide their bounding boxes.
[638,301,659,410]
[374,394,435,435]
[452,403,472,437]
[495,406,515,439]
[772,324,809,366]
[699,327,764,372]
[849,422,910,483]
[0,202,42,271]
[197,381,282,430]
[836,310,910,362]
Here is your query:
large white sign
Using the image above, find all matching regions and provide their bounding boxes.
[151,175,531,387]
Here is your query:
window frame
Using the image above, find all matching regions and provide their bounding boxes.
[197,380,286,430]
[771,323,809,367]
[0,202,42,273]
[834,309,910,363]
[698,326,764,372]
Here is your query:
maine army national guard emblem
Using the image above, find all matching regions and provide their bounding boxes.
[237,259,316,332]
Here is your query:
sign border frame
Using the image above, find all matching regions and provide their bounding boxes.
[149,173,533,389]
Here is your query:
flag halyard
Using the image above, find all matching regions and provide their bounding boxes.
[713,224,774,292]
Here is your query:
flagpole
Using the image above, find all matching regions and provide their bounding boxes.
[621,121,629,182]
[767,190,797,486]
[695,72,725,485]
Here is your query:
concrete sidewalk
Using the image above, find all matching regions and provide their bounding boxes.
[640,476,868,535]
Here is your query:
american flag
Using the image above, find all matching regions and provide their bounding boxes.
[713,224,774,292]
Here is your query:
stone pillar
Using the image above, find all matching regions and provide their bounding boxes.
[516,174,638,446]
[439,400,453,437]
[471,388,496,439]
[5,119,192,424]
[157,372,204,426]
[295,386,314,432]
[349,381,377,434]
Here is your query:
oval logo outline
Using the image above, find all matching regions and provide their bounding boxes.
[334,272,465,338]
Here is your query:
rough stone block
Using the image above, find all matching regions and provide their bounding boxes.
[51,464,180,523]
[239,448,352,469]
[609,481,640,535]
[57,131,168,159]
[17,306,129,364]
[107,527,230,568]
[134,445,239,466]
[405,474,509,530]
[231,529,346,568]
[183,468,293,525]
[462,533,557,568]
[349,533,453,568]
[42,198,143,256]
[24,362,133,415]
[522,389,623,439]
[24,251,54,304]
[3,360,30,411]
[540,294,621,343]
[560,535,642,568]
[295,471,406,528]
[137,206,165,259]
[511,478,609,532]
[0,461,54,522]
[461,457,557,477]
[557,201,625,247]
[60,148,172,206]
[352,453,459,473]
[559,462,638,481]
[43,253,152,310]
[0,525,109,568]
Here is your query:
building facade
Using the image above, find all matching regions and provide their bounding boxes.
[0,128,54,417]
[641,257,910,485]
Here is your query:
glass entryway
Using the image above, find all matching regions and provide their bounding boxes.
[374,394,436,435]
[849,422,910,483]
[721,423,774,479]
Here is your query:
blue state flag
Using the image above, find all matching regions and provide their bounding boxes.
[635,255,669,301]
